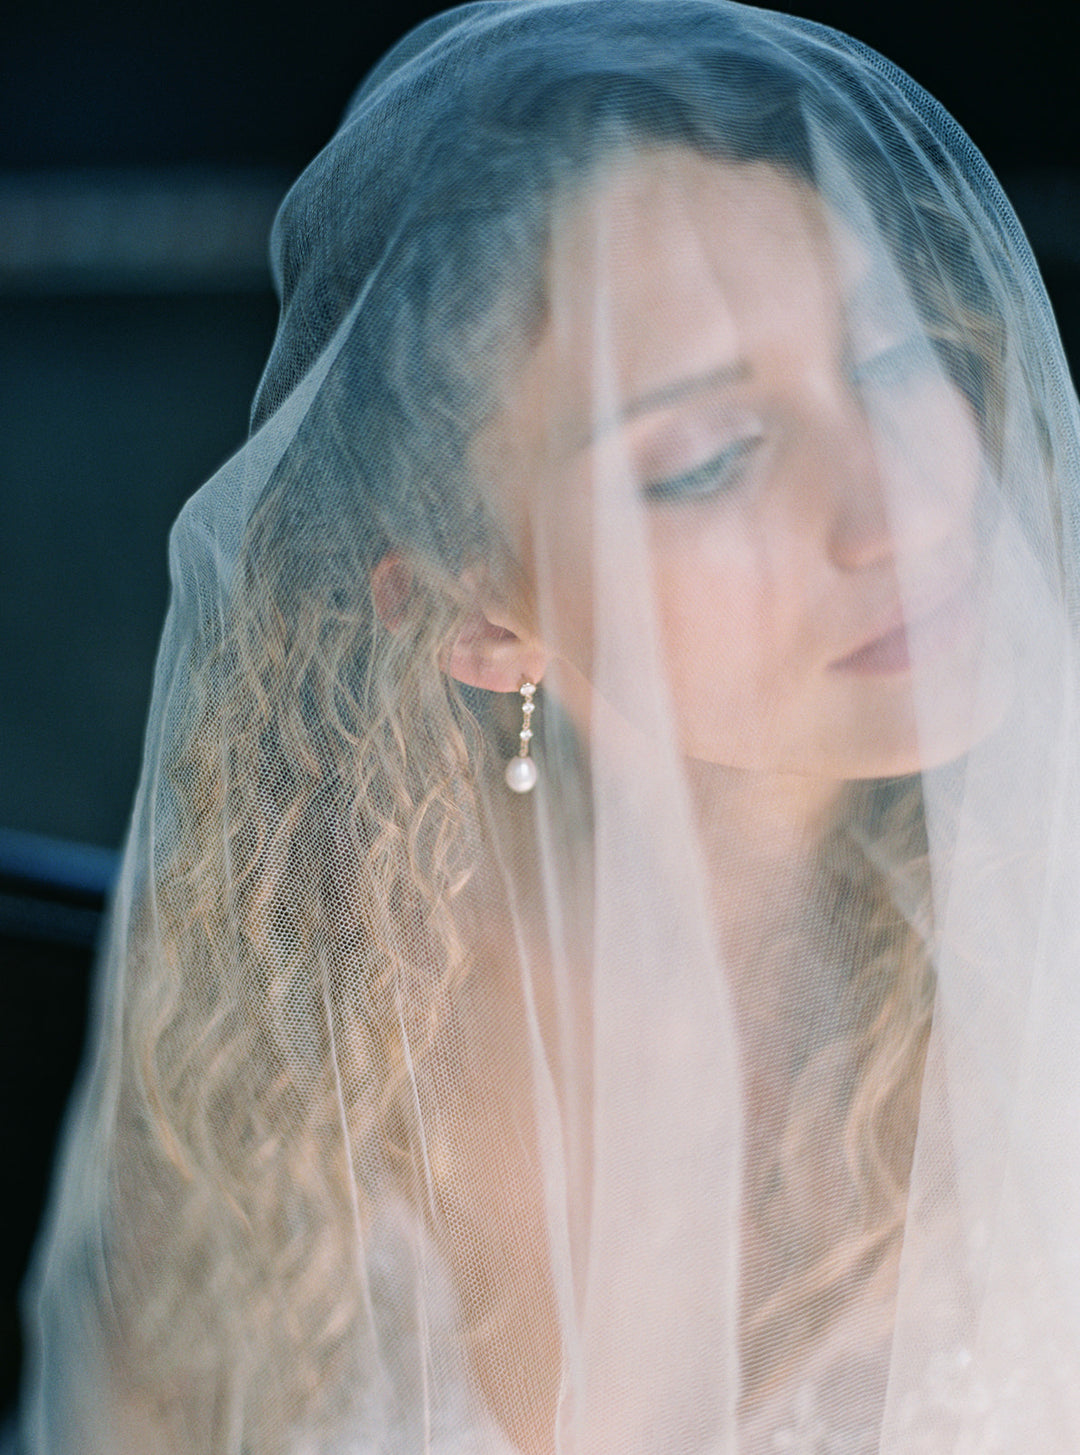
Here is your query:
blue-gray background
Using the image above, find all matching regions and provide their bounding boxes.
[3,0,1078,1420]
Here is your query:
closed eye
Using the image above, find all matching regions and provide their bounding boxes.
[850,334,939,390]
[642,436,761,504]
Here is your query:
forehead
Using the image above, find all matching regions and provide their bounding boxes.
[544,150,850,392]
[555,149,837,285]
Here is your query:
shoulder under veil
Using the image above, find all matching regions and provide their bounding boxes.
[18,2,1080,1450]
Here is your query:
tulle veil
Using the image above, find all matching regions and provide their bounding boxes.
[18,2,1080,1451]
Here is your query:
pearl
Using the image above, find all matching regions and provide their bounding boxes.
[505,754,538,793]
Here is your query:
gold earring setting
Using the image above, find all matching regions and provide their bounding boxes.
[505,681,538,793]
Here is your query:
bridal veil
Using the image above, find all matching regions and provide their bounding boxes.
[19,2,1080,1450]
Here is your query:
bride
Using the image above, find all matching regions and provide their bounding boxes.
[19,2,1080,1451]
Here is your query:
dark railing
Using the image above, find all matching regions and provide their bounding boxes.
[0,829,117,1421]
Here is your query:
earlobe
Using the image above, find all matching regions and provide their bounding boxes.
[445,567,547,692]
[373,552,546,692]
[445,608,547,693]
[371,552,414,631]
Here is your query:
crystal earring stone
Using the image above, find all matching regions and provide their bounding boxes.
[505,681,538,793]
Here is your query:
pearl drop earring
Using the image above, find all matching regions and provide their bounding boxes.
[504,680,538,793]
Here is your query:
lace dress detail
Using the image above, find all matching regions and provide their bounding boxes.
[741,1352,887,1455]
[766,1382,878,1455]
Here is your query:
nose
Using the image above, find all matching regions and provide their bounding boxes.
[813,387,969,574]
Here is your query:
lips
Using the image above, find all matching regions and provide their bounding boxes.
[832,616,912,673]
[829,578,975,675]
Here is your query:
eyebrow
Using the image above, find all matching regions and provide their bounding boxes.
[572,265,908,449]
[621,359,752,420]
[579,358,751,447]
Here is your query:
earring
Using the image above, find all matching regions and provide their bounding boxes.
[504,680,538,793]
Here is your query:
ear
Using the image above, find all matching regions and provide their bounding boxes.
[370,552,414,631]
[372,553,547,693]
[445,570,547,694]
[444,610,547,693]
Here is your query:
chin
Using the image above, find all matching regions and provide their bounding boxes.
[833,677,1016,780]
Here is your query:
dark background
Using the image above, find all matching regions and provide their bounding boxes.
[3,0,1079,1423]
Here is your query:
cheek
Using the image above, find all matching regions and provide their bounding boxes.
[881,382,983,520]
[647,517,800,753]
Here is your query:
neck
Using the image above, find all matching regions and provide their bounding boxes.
[681,763,853,1024]
[684,759,847,876]
[548,661,849,868]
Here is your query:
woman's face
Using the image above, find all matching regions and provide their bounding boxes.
[473,148,995,779]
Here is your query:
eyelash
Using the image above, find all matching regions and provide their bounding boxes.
[850,334,938,389]
[640,336,937,504]
[642,436,761,504]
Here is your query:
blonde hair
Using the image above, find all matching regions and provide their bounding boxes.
[110,487,939,1445]
[739,780,934,1399]
[113,494,490,1442]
